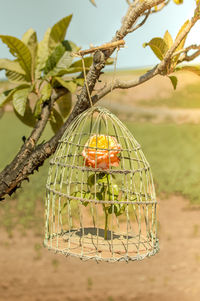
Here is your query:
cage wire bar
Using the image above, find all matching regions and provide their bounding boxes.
[44,106,159,262]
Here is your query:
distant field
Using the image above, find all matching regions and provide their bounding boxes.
[102,70,200,109]
[1,111,200,235]
[128,122,200,203]
[139,82,200,109]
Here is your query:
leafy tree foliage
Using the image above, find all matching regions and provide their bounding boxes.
[0,16,92,133]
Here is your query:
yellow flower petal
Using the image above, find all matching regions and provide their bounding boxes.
[88,135,117,149]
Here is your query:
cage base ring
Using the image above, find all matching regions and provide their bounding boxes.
[44,228,159,262]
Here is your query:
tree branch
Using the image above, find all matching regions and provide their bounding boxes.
[0,88,67,199]
[76,40,125,56]
[180,49,200,62]
[176,44,200,63]
[93,66,159,102]
[127,9,151,33]
[151,0,170,13]
[113,0,165,41]
[93,10,200,101]
[126,0,131,5]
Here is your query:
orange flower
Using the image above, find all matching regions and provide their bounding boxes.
[82,135,121,169]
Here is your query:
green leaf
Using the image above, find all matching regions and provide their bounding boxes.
[108,205,113,214]
[74,78,84,86]
[35,28,51,79]
[82,191,91,198]
[0,89,15,107]
[44,44,65,75]
[57,92,72,118]
[87,174,95,187]
[47,51,72,76]
[62,202,68,211]
[22,28,38,79]
[48,51,73,76]
[0,84,30,107]
[176,20,189,45]
[22,28,37,56]
[54,77,77,93]
[41,82,52,101]
[13,87,30,116]
[73,190,91,206]
[107,184,119,198]
[168,76,178,90]
[55,67,83,77]
[163,31,173,49]
[62,40,80,52]
[112,184,119,196]
[49,15,73,51]
[174,20,189,61]
[5,70,28,84]
[0,59,25,74]
[96,192,103,200]
[99,173,111,184]
[14,101,36,127]
[144,37,168,61]
[108,203,125,216]
[34,97,43,118]
[44,43,73,75]
[0,35,32,81]
[72,191,82,198]
[115,204,126,216]
[50,108,64,133]
[70,57,93,69]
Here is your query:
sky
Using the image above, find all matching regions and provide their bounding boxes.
[0,0,199,72]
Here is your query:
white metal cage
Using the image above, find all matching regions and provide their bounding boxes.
[44,106,159,262]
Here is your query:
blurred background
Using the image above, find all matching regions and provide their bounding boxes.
[1,1,200,301]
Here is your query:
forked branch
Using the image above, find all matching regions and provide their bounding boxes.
[93,10,200,101]
[176,44,200,63]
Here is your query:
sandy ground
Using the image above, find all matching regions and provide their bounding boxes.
[0,195,200,301]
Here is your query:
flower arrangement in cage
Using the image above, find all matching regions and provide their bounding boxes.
[80,134,124,240]
[44,106,158,262]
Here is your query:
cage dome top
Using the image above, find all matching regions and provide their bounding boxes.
[44,106,158,262]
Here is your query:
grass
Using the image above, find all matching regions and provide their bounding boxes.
[0,112,53,235]
[1,111,200,235]
[128,122,200,203]
[105,67,149,76]
[140,82,200,109]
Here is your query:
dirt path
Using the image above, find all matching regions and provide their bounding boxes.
[0,196,200,301]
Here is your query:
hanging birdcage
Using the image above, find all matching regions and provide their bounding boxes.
[44,106,159,262]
